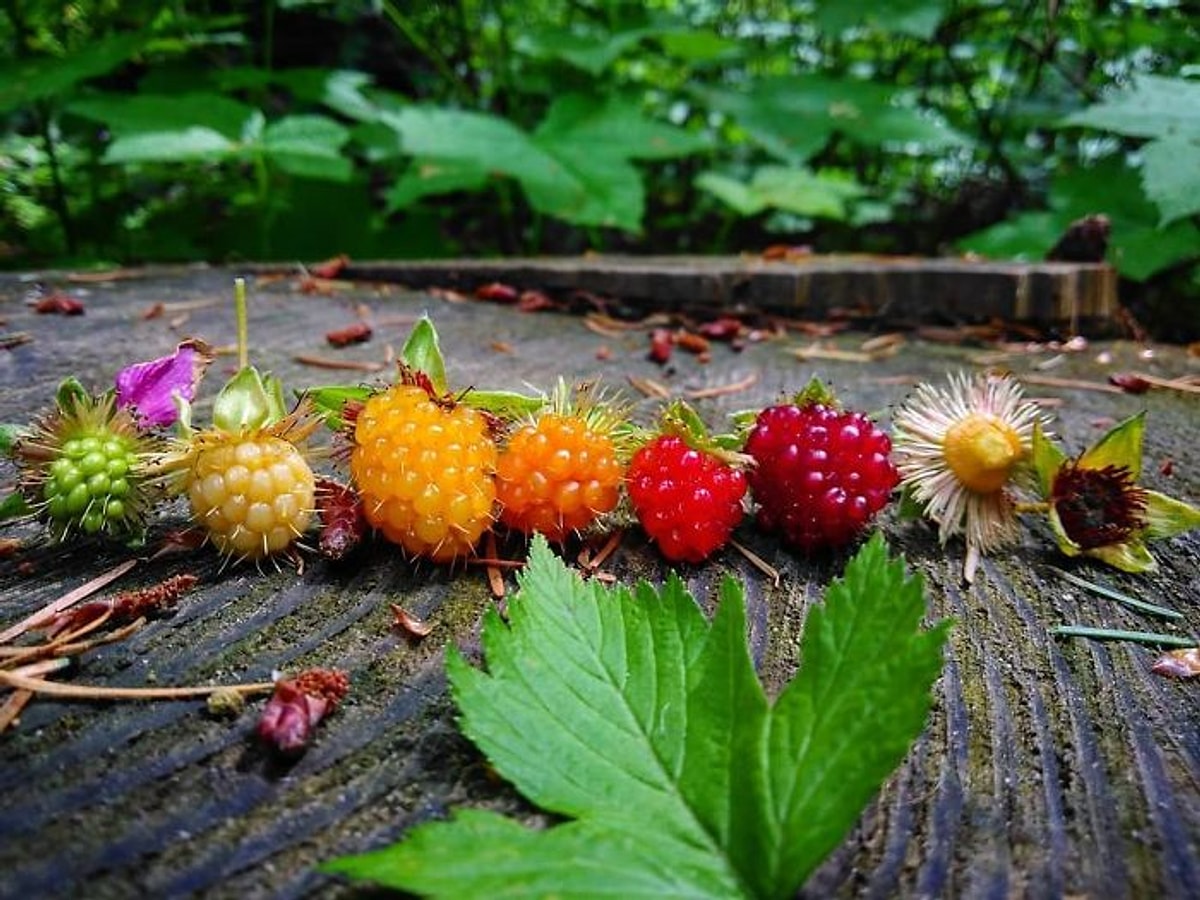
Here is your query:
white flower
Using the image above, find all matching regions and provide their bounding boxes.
[892,372,1049,582]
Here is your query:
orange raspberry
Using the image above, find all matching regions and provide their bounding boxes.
[495,413,623,541]
[350,384,497,562]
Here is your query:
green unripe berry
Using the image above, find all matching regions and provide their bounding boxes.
[105,499,126,520]
[110,477,130,498]
[65,482,91,515]
[81,510,104,534]
[88,472,111,495]
[80,451,107,476]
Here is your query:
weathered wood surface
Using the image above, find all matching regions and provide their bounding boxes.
[0,264,1196,900]
[342,255,1119,332]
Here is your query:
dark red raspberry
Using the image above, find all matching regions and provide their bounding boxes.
[627,436,747,563]
[744,402,897,552]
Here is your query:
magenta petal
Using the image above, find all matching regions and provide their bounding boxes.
[115,339,212,427]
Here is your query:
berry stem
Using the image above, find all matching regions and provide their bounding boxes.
[235,277,250,372]
[1014,501,1051,514]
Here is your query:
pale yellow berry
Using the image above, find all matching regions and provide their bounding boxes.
[188,434,315,559]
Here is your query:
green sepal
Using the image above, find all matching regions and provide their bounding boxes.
[1031,421,1068,499]
[302,384,374,430]
[460,389,545,420]
[0,423,27,457]
[1079,412,1144,479]
[791,375,839,409]
[1142,490,1200,541]
[0,490,31,522]
[55,377,91,415]
[658,399,752,462]
[1046,505,1083,558]
[895,484,926,521]
[1083,538,1158,574]
[401,316,447,395]
[212,366,287,433]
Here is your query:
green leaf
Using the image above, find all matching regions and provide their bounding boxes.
[301,385,374,430]
[1083,538,1158,574]
[814,0,948,39]
[1062,74,1200,140]
[0,424,26,457]
[698,76,969,165]
[104,128,235,164]
[0,491,31,522]
[262,115,352,182]
[514,25,661,75]
[534,94,711,162]
[460,390,545,420]
[326,534,947,898]
[68,92,256,142]
[400,317,447,393]
[384,159,490,211]
[0,32,148,114]
[1142,490,1200,541]
[657,30,744,64]
[1031,421,1068,499]
[1140,136,1200,226]
[698,166,867,220]
[1079,412,1144,479]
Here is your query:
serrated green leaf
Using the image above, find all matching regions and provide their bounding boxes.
[1062,74,1200,140]
[1140,136,1200,226]
[384,159,490,211]
[327,533,946,898]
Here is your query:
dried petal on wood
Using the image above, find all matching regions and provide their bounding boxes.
[390,604,433,638]
[33,294,85,315]
[674,330,711,355]
[517,290,555,312]
[1108,373,1151,394]
[474,282,520,303]
[698,317,744,341]
[648,328,674,365]
[326,322,373,348]
[310,254,350,279]
[1151,647,1200,679]
[258,668,350,755]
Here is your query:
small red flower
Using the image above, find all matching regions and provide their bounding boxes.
[1051,461,1147,550]
[257,668,349,755]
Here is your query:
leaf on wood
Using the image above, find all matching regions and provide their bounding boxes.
[326,534,948,897]
[390,604,433,638]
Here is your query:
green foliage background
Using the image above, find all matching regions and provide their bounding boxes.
[2,0,1198,330]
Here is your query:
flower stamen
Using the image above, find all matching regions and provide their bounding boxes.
[943,413,1024,494]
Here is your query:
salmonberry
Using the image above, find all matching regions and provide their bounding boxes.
[744,396,897,552]
[495,409,623,542]
[184,432,316,559]
[16,385,156,542]
[627,435,747,563]
[350,384,497,562]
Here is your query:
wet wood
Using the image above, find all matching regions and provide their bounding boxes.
[342,254,1119,332]
[0,265,1197,900]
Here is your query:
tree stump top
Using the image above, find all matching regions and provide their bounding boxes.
[0,261,1195,899]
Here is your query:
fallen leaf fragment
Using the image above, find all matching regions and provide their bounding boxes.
[1108,373,1151,394]
[390,604,433,638]
[33,293,85,315]
[475,282,519,303]
[326,322,373,348]
[1151,647,1200,679]
[311,253,350,279]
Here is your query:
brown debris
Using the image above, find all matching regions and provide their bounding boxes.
[325,322,373,348]
[1151,647,1200,679]
[686,372,760,400]
[41,573,199,639]
[310,253,350,279]
[33,293,85,315]
[293,354,385,372]
[390,604,433,638]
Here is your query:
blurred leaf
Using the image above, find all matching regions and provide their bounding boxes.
[699,75,968,165]
[534,94,711,161]
[657,30,744,63]
[385,159,490,212]
[1062,74,1200,140]
[104,128,234,163]
[262,115,352,182]
[1140,136,1200,226]
[0,33,148,113]
[69,92,255,141]
[514,25,661,74]
[697,166,866,219]
[961,158,1200,280]
[815,0,948,39]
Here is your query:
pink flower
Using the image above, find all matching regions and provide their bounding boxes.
[115,339,212,427]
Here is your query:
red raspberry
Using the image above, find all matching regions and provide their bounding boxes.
[627,436,747,563]
[744,402,897,552]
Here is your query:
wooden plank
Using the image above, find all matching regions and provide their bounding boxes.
[341,255,1119,329]
[0,266,1196,899]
